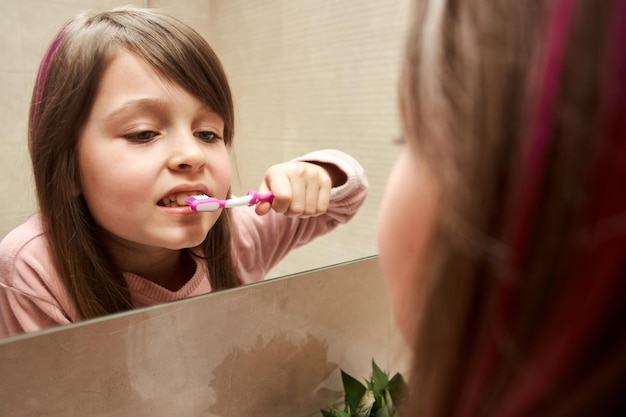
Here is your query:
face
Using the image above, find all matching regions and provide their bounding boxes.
[377,144,441,345]
[78,50,230,259]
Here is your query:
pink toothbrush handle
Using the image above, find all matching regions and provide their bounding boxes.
[247,190,274,205]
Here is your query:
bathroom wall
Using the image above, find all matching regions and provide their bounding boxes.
[0,0,409,277]
[0,0,149,240]
[204,0,409,277]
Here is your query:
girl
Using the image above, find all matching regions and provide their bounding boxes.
[0,7,367,337]
[378,0,625,415]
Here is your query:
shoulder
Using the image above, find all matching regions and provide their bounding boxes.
[0,214,79,334]
[0,214,52,285]
[0,213,47,258]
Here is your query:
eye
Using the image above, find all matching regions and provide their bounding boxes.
[195,131,223,143]
[125,130,158,142]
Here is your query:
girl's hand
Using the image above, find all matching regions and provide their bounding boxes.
[255,161,346,217]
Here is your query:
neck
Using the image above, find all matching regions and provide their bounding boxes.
[138,250,197,291]
[107,243,197,291]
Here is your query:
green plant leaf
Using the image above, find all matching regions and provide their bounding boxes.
[324,364,405,417]
[320,408,351,417]
[387,372,406,404]
[341,369,367,411]
[374,405,390,417]
[373,388,385,410]
[383,388,395,416]
[371,360,389,393]
[355,390,376,417]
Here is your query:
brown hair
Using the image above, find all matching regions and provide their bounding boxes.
[400,0,626,415]
[29,7,239,320]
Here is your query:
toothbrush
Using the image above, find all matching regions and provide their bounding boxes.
[185,190,274,212]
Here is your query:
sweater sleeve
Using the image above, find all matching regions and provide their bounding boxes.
[232,149,368,284]
[0,215,76,337]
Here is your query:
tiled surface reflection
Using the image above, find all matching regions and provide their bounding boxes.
[0,256,409,417]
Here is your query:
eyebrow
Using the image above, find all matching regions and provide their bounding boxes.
[103,98,218,124]
[103,98,168,124]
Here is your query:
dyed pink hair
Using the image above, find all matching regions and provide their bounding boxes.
[29,28,66,141]
[463,0,626,414]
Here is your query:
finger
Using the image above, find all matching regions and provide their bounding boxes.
[285,174,306,216]
[254,179,272,215]
[315,182,331,215]
[255,200,272,216]
[300,183,320,217]
[264,167,293,214]
[303,166,331,216]
[256,180,270,194]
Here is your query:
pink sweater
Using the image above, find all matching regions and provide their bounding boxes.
[0,150,367,337]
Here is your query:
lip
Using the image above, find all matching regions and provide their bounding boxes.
[158,204,196,215]
[160,184,210,199]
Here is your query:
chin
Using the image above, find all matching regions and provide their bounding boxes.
[162,233,207,250]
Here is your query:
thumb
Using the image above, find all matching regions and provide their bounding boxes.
[254,181,272,215]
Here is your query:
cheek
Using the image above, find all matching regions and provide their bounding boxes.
[76,140,155,228]
[377,150,440,345]
[79,147,145,201]
[214,147,232,195]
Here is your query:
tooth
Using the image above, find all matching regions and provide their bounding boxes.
[177,194,190,206]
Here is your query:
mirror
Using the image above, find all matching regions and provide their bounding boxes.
[0,255,409,416]
[0,0,408,333]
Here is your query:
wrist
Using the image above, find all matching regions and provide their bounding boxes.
[307,161,347,187]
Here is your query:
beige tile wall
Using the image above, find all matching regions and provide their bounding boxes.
[0,0,146,237]
[207,1,409,277]
[0,0,410,277]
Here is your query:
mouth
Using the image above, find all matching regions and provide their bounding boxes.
[157,191,205,208]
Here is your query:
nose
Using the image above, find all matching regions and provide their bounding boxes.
[168,132,206,172]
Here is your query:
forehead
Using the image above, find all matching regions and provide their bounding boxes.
[85,50,220,127]
[93,50,198,109]
[99,49,174,91]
